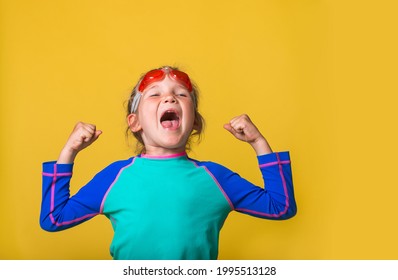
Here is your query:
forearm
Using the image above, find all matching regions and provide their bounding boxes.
[57,147,78,164]
[250,136,273,156]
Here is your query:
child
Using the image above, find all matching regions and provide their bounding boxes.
[40,66,297,260]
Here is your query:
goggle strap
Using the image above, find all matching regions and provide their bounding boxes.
[130,92,142,113]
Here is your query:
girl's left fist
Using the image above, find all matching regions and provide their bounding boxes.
[223,114,262,143]
[223,114,272,155]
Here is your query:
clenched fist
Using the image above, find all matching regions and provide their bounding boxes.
[57,122,102,164]
[224,114,272,156]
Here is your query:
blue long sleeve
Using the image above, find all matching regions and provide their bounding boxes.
[40,159,133,231]
[193,151,297,220]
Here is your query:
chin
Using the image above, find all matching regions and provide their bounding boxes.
[161,137,188,150]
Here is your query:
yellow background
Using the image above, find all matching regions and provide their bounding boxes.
[1,0,397,259]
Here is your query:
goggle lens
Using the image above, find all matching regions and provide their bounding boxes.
[138,68,193,93]
[131,67,194,113]
[169,70,193,92]
[138,69,166,92]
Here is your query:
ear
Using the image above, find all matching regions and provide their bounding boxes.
[127,113,142,132]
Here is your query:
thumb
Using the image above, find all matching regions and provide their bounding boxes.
[223,123,234,134]
[93,130,103,141]
[224,123,240,137]
[224,123,247,142]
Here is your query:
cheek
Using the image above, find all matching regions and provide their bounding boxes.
[186,108,196,128]
[138,102,156,116]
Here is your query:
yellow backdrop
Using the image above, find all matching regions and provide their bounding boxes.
[1,0,397,259]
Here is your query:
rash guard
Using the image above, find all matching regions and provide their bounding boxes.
[40,151,296,259]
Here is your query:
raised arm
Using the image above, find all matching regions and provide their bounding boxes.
[40,122,104,231]
[200,114,297,220]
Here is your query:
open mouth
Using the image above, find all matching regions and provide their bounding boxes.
[160,110,180,129]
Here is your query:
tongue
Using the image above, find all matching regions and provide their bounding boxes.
[161,120,179,129]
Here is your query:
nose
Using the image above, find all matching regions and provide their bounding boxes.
[163,93,177,104]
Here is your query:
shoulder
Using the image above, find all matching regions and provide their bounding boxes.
[106,157,135,168]
[94,157,135,177]
[188,157,236,178]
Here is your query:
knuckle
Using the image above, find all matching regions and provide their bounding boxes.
[75,122,87,130]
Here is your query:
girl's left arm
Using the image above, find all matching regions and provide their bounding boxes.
[202,152,296,220]
[223,114,273,156]
[217,114,297,219]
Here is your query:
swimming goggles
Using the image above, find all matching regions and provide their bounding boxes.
[130,67,193,113]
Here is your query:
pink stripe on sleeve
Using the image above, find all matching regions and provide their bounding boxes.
[189,160,235,211]
[48,164,97,227]
[99,158,136,213]
[49,164,57,224]
[277,153,290,213]
[43,172,72,177]
[54,213,98,226]
[259,160,290,168]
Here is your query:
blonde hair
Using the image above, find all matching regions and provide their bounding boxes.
[125,66,205,154]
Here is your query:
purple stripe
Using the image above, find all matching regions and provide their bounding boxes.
[49,164,57,224]
[259,160,290,168]
[100,158,136,213]
[54,213,97,226]
[48,164,98,227]
[43,172,72,177]
[189,160,234,211]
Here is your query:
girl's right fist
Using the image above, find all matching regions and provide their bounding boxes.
[57,122,102,163]
[65,122,102,152]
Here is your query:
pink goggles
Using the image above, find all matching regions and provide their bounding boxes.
[130,67,194,113]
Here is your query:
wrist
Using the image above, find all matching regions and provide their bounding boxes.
[57,147,78,164]
[250,136,273,156]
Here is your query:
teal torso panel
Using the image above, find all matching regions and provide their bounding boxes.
[103,155,231,260]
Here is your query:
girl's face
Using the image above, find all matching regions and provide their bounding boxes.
[128,76,196,155]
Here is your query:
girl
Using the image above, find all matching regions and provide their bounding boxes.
[40,66,297,260]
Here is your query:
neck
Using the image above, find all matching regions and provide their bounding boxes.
[142,146,187,157]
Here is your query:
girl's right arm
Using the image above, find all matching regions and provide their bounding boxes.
[40,122,107,231]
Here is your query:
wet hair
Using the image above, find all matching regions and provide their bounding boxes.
[125,66,205,154]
